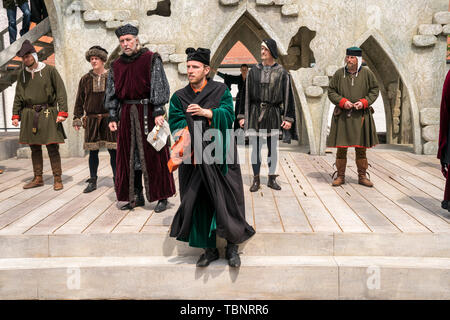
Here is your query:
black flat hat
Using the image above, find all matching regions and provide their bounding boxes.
[346,46,362,57]
[115,24,139,38]
[186,47,210,65]
[262,39,278,59]
[16,40,36,57]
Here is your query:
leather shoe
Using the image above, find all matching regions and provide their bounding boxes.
[196,248,219,267]
[249,175,260,192]
[225,243,241,268]
[83,177,97,193]
[120,188,145,210]
[154,199,168,213]
[267,175,281,190]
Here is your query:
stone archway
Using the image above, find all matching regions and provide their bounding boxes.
[319,30,422,154]
[210,8,316,152]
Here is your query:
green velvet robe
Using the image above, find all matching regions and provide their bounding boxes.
[169,80,255,248]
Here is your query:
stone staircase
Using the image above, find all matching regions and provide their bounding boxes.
[0,17,53,93]
[0,232,449,299]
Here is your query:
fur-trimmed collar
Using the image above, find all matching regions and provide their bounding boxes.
[119,48,149,63]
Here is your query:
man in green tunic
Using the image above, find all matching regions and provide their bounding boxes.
[12,40,68,191]
[168,48,255,268]
[327,47,379,187]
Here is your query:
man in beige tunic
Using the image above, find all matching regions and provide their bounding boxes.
[12,40,68,190]
[327,47,379,187]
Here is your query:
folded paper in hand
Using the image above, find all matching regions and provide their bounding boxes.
[147,120,171,151]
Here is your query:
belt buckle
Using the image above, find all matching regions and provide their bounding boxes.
[140,99,147,105]
[260,102,268,108]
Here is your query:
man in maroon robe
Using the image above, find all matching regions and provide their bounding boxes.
[438,69,450,211]
[105,24,175,212]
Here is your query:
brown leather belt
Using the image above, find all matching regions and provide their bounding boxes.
[86,113,109,127]
[25,104,49,134]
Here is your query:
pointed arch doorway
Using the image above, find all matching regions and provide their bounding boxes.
[210,10,315,152]
[321,32,421,154]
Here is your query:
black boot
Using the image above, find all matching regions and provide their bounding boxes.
[83,177,97,193]
[196,248,219,267]
[267,175,281,190]
[120,188,145,210]
[442,200,448,210]
[225,243,241,268]
[154,199,168,213]
[249,175,260,192]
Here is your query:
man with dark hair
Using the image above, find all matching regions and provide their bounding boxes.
[168,47,255,268]
[238,38,297,192]
[73,46,117,193]
[3,0,31,44]
[215,64,248,130]
[327,46,379,188]
[105,24,175,212]
[12,40,68,191]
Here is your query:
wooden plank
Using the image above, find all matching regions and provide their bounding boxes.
[82,196,128,234]
[0,162,109,233]
[367,151,444,201]
[53,189,116,234]
[292,153,369,232]
[390,151,443,179]
[0,156,83,201]
[25,173,114,235]
[319,155,399,233]
[0,159,90,226]
[272,151,312,232]
[280,151,341,232]
[379,152,444,190]
[348,152,450,226]
[0,157,73,193]
[330,153,449,232]
[250,157,284,232]
[337,151,431,233]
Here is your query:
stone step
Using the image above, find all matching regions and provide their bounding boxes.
[0,255,449,299]
[1,232,450,258]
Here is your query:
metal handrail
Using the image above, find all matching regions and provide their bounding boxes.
[0,16,24,51]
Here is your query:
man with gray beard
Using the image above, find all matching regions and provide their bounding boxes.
[105,24,176,212]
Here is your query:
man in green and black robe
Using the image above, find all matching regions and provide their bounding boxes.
[168,47,255,268]
[12,40,68,191]
[327,47,379,187]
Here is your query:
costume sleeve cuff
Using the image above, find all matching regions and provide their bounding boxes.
[108,116,118,123]
[237,114,244,120]
[58,111,68,118]
[339,98,348,109]
[283,116,294,123]
[360,99,369,109]
[12,115,20,121]
[152,105,166,117]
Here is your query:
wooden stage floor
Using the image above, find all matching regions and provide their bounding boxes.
[0,145,449,236]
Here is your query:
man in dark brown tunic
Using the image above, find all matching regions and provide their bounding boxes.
[73,46,117,193]
[105,24,176,212]
[12,40,68,191]
[327,47,379,187]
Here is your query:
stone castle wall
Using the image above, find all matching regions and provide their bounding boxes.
[41,0,449,156]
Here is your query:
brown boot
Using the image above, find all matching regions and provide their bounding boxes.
[356,158,373,187]
[53,175,63,191]
[24,146,44,189]
[332,159,346,187]
[47,144,63,191]
[23,175,44,189]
